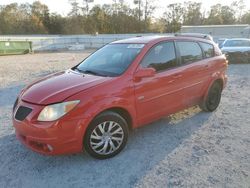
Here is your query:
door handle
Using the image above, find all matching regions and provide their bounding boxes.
[173,74,182,79]
[168,80,175,83]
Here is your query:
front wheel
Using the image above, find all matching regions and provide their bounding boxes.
[84,111,128,159]
[200,82,222,112]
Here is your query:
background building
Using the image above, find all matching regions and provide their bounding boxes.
[181,25,250,41]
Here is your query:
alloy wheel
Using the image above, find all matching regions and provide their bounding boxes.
[90,121,124,155]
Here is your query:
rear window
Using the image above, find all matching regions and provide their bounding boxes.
[176,41,203,64]
[199,42,214,58]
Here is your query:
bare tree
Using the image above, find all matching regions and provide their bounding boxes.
[83,0,94,15]
[133,0,156,32]
[68,0,80,16]
[163,3,184,32]
[231,0,246,22]
[183,1,203,25]
[134,0,142,21]
[144,0,155,32]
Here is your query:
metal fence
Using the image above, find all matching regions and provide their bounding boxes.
[0,32,248,53]
[0,34,170,52]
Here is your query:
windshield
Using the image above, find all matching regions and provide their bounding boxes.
[74,43,145,77]
[223,40,250,47]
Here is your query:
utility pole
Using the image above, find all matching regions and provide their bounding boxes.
[83,0,94,15]
[134,0,142,21]
[113,0,120,15]
[144,0,148,32]
[139,0,141,22]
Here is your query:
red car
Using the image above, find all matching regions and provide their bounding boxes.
[13,36,228,159]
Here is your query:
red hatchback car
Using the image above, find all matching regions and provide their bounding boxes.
[13,36,228,159]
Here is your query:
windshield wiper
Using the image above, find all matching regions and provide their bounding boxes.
[74,67,85,73]
[74,67,107,77]
[83,70,101,76]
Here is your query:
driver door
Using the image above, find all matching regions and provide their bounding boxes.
[134,41,185,126]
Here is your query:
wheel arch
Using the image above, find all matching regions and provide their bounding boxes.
[82,105,134,143]
[202,77,224,102]
[214,78,224,91]
[89,107,134,131]
[104,107,133,130]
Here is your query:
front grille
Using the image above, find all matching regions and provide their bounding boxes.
[15,106,32,121]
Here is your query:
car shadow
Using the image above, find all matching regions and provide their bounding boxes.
[0,107,212,188]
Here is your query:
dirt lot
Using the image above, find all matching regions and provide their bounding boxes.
[0,52,250,188]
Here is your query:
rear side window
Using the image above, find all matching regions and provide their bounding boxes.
[199,42,214,58]
[176,41,203,64]
[141,42,177,72]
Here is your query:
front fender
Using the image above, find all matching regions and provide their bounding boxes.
[65,95,137,150]
[81,97,136,125]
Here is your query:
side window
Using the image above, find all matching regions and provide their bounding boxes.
[176,41,203,64]
[199,42,214,58]
[141,42,177,72]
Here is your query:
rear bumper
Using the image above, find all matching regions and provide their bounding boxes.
[13,101,88,155]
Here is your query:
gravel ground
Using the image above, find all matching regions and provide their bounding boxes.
[0,52,250,188]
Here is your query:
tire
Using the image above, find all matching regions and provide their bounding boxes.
[84,111,129,159]
[199,82,222,112]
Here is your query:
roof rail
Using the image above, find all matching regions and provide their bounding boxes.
[174,33,213,41]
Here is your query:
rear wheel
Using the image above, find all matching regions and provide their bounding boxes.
[84,111,128,159]
[200,82,222,112]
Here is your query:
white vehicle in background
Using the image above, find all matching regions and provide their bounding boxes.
[221,38,250,51]
[220,38,250,64]
[217,38,227,49]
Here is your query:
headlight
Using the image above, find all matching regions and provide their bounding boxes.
[37,100,80,121]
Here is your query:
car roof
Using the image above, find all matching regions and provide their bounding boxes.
[174,33,213,41]
[111,35,214,45]
[111,36,169,44]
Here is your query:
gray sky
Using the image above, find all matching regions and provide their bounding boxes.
[0,0,249,17]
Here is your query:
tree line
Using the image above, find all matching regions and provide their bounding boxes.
[0,0,250,35]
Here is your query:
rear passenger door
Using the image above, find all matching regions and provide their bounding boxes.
[199,41,216,84]
[175,40,211,107]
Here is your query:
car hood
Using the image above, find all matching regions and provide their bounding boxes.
[21,70,112,105]
[221,46,250,53]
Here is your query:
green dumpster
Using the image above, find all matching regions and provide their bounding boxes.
[0,41,32,55]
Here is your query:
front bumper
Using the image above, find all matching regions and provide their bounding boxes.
[12,100,88,155]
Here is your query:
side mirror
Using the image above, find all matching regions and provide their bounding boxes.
[134,68,156,79]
